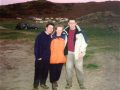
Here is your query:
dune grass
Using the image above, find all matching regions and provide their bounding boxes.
[84,64,99,70]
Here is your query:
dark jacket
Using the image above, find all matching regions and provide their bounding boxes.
[34,31,51,61]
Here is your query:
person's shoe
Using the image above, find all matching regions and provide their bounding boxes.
[40,84,49,89]
[65,84,72,89]
[80,84,86,89]
[32,87,38,90]
[54,81,58,87]
[52,83,57,90]
[52,87,57,90]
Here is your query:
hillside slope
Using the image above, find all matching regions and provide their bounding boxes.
[0,1,120,18]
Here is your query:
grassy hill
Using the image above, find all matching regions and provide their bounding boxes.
[0,1,120,18]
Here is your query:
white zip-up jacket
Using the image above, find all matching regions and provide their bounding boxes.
[64,25,88,60]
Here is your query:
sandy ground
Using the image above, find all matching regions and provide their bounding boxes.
[0,39,120,90]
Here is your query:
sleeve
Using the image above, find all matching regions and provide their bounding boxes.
[63,27,68,35]
[34,35,43,61]
[79,34,88,56]
[64,35,67,48]
[50,40,52,51]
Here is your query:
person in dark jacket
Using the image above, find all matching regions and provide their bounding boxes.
[33,23,54,90]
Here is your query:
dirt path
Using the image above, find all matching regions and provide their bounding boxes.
[0,40,120,90]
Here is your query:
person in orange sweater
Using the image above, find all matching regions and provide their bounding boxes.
[50,24,67,90]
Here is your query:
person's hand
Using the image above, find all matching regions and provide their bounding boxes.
[78,52,84,60]
[38,58,42,60]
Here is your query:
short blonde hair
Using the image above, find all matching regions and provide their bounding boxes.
[55,24,64,30]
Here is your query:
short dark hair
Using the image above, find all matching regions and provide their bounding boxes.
[68,18,77,22]
[46,22,55,27]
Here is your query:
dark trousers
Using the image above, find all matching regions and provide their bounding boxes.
[33,60,49,88]
[50,64,63,83]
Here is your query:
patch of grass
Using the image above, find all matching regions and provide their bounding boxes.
[83,26,120,52]
[84,50,99,70]
[0,19,45,40]
[0,31,25,40]
[84,54,92,60]
[0,20,18,30]
[0,31,20,39]
[84,64,99,70]
[0,30,37,40]
[82,26,119,70]
[0,19,45,33]
[18,27,44,33]
[84,50,94,61]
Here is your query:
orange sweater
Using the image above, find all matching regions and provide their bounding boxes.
[50,37,66,64]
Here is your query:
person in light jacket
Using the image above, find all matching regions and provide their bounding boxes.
[50,24,67,90]
[64,19,88,89]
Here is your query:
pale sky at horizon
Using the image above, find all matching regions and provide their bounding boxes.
[0,0,120,5]
[47,0,119,3]
[0,0,33,5]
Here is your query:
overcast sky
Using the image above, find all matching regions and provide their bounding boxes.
[0,0,120,5]
[47,0,119,3]
[0,0,33,5]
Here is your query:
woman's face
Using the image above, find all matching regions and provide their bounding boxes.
[56,27,63,35]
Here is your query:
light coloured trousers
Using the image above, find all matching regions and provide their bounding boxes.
[65,52,84,86]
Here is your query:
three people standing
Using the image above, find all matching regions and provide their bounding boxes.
[33,19,87,90]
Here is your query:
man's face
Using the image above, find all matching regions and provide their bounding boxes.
[46,25,54,34]
[68,20,77,30]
